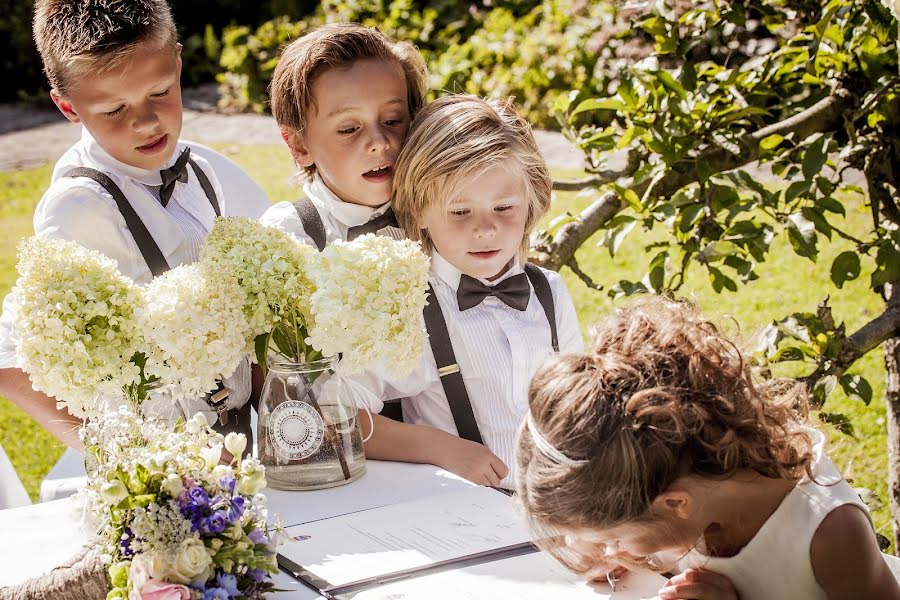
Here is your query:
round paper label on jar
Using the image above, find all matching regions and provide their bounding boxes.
[268,400,325,460]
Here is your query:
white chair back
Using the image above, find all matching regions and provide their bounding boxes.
[0,443,30,509]
[185,140,272,218]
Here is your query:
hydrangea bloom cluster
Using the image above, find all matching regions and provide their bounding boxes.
[12,236,147,418]
[78,409,280,600]
[200,217,316,344]
[135,263,250,403]
[306,234,430,376]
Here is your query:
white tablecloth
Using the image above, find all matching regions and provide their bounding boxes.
[1,460,476,598]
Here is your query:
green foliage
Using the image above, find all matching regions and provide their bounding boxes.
[551,0,899,424]
[213,0,626,126]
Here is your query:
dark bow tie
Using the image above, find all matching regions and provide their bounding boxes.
[159,147,191,207]
[456,272,530,311]
[347,207,400,239]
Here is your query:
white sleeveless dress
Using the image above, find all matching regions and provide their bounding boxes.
[676,427,900,599]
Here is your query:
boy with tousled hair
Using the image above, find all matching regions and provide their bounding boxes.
[260,22,429,248]
[0,0,251,448]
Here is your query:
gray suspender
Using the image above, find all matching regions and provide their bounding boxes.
[424,263,558,444]
[64,159,221,277]
[292,197,327,251]
[292,198,400,251]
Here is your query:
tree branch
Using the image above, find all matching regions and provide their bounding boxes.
[802,284,900,399]
[552,149,643,191]
[538,86,859,271]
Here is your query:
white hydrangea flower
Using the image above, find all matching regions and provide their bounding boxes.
[12,236,147,418]
[136,263,250,404]
[200,217,316,341]
[305,234,430,376]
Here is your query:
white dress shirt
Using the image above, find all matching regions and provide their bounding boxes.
[345,251,584,488]
[259,173,404,247]
[0,128,248,418]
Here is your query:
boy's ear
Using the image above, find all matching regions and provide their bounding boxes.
[650,484,694,521]
[50,89,80,124]
[282,128,315,168]
[175,42,183,76]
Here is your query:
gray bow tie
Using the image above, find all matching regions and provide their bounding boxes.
[456,272,530,311]
[159,147,191,207]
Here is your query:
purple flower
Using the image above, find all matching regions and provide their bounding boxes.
[215,573,239,597]
[219,474,236,495]
[226,496,245,524]
[119,527,135,558]
[247,568,267,583]
[248,528,268,546]
[188,486,210,507]
[202,588,230,600]
[200,511,228,535]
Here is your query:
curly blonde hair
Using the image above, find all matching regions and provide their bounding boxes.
[515,297,813,572]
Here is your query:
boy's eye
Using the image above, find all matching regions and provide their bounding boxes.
[495,204,514,212]
[104,106,125,117]
[152,89,170,98]
[450,208,470,217]
[337,126,359,135]
[384,118,405,126]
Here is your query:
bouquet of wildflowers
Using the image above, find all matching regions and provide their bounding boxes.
[201,218,429,376]
[78,408,280,600]
[12,236,151,418]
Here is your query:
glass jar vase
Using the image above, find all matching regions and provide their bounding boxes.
[257,357,365,490]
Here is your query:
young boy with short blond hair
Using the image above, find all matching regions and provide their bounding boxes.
[0,0,250,447]
[260,22,429,248]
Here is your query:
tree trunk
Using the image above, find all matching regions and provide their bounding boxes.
[885,283,900,551]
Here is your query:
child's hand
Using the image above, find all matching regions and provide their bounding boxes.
[435,437,509,486]
[658,567,737,600]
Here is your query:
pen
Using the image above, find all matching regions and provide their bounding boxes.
[606,570,618,592]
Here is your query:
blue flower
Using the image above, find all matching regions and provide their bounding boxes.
[200,511,228,535]
[215,572,240,597]
[248,528,268,545]
[189,486,210,507]
[247,568,267,583]
[219,474,236,495]
[202,587,231,600]
[226,496,245,524]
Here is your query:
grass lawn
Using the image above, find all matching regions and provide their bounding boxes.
[0,144,892,549]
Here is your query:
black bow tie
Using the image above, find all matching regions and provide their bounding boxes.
[456,272,530,311]
[347,207,400,239]
[159,147,191,207]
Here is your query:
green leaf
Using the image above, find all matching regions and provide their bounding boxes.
[801,207,832,240]
[657,70,689,100]
[769,346,807,362]
[708,266,738,293]
[787,213,818,260]
[678,204,704,233]
[802,134,829,180]
[759,134,785,151]
[646,251,668,292]
[570,97,626,117]
[812,375,837,407]
[818,411,855,437]
[839,374,873,405]
[830,251,861,288]
[872,235,900,287]
[817,195,845,216]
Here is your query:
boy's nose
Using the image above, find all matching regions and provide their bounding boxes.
[368,128,391,153]
[473,215,498,237]
[133,108,160,131]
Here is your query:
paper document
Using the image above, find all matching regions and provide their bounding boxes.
[346,551,665,600]
[278,486,530,589]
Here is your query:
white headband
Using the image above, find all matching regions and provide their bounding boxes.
[525,411,589,468]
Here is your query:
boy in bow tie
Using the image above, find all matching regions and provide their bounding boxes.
[259,23,428,249]
[350,95,584,489]
[0,0,251,448]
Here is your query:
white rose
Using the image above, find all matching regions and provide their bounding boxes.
[224,432,246,460]
[161,473,183,498]
[170,538,212,584]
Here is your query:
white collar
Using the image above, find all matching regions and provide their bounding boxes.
[430,250,524,291]
[81,127,184,187]
[303,173,391,228]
